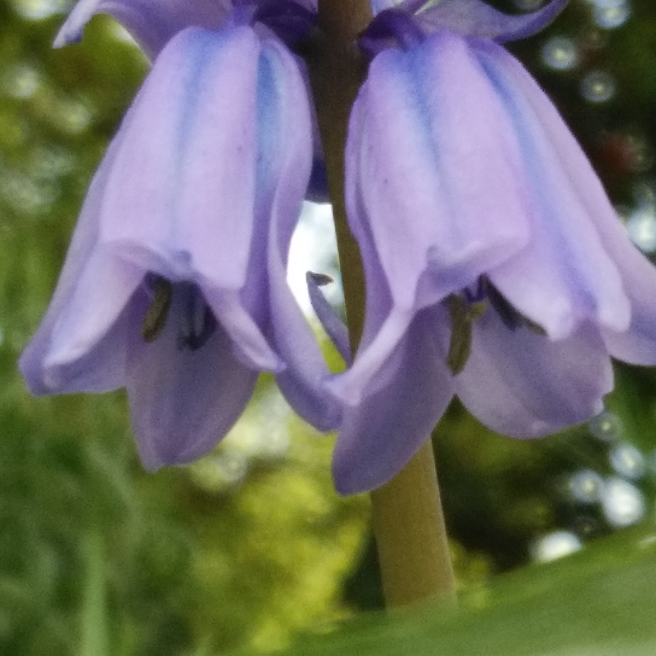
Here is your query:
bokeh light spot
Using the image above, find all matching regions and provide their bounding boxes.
[541,36,578,70]
[610,443,646,480]
[568,469,603,504]
[589,410,622,442]
[601,477,645,527]
[11,0,69,20]
[627,204,656,252]
[531,531,582,563]
[594,1,631,30]
[581,70,616,103]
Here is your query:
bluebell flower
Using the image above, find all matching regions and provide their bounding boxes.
[326,0,656,494]
[20,0,340,469]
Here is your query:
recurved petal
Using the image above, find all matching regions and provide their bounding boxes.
[269,263,342,431]
[333,151,406,404]
[38,254,141,391]
[474,40,656,364]
[351,30,529,313]
[20,266,138,395]
[125,284,258,470]
[456,309,613,438]
[331,307,453,495]
[473,40,630,340]
[54,0,230,58]
[205,288,283,372]
[19,136,140,395]
[599,236,656,365]
[257,37,342,431]
[326,308,414,406]
[414,0,569,43]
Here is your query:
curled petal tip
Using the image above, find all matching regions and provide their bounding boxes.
[55,0,233,58]
[415,0,570,43]
[306,272,351,363]
[331,314,454,495]
[53,0,101,47]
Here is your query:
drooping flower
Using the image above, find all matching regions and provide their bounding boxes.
[20,0,340,469]
[325,0,656,494]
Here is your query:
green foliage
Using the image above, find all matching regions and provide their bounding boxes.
[279,526,656,656]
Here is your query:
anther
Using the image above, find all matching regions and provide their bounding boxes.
[446,295,471,374]
[446,293,487,375]
[177,283,217,351]
[141,276,173,343]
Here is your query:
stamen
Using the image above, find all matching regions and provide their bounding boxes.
[308,271,334,286]
[177,283,217,352]
[523,317,547,336]
[446,278,547,373]
[446,295,473,375]
[483,277,547,335]
[141,276,173,343]
[446,292,487,375]
[464,278,487,304]
[183,307,217,351]
[485,281,523,331]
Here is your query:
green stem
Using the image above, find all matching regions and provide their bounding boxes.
[80,528,109,656]
[308,0,370,347]
[371,442,456,607]
[309,0,457,609]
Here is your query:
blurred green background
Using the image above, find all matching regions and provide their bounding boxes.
[1,0,656,654]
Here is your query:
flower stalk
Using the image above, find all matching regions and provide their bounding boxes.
[309,0,456,609]
[371,442,456,608]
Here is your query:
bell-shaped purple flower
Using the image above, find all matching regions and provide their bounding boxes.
[327,0,656,494]
[21,16,339,469]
